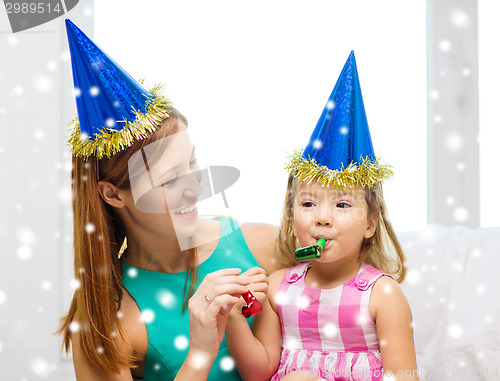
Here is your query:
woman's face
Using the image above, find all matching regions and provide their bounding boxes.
[126,123,203,245]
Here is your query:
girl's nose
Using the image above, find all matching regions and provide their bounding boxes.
[316,208,332,226]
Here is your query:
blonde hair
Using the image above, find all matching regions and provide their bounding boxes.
[276,174,407,283]
[58,110,199,373]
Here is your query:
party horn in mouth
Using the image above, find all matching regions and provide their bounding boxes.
[295,238,326,261]
[241,291,263,318]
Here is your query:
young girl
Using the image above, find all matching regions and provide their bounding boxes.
[59,20,277,381]
[226,52,419,380]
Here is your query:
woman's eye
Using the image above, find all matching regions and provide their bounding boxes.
[189,158,197,167]
[163,177,178,186]
[336,202,351,208]
[302,201,315,207]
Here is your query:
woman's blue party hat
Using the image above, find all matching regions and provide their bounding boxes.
[65,19,171,159]
[286,51,392,188]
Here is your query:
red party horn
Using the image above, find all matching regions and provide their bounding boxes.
[241,291,263,318]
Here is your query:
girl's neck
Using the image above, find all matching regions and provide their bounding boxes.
[306,257,361,289]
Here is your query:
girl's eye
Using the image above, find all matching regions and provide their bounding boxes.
[302,201,315,207]
[189,158,197,167]
[336,202,351,209]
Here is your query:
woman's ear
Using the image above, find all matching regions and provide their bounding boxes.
[97,181,126,208]
[364,212,378,239]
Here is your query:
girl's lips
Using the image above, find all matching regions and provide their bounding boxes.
[174,204,198,220]
[315,236,331,248]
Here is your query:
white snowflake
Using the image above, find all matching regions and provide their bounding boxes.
[41,280,52,291]
[17,227,36,245]
[89,86,100,96]
[7,35,18,45]
[429,89,440,100]
[17,245,32,261]
[448,323,463,339]
[405,269,421,285]
[69,321,80,333]
[33,74,53,94]
[85,223,96,234]
[174,335,189,350]
[127,268,138,278]
[321,323,338,338]
[11,85,24,96]
[325,100,335,110]
[189,351,209,369]
[296,296,310,309]
[275,291,288,306]
[450,8,470,29]
[30,357,51,377]
[105,118,116,128]
[339,126,349,135]
[446,133,463,152]
[33,130,44,140]
[68,276,80,290]
[312,139,323,149]
[158,290,175,308]
[439,39,452,52]
[140,309,155,324]
[220,356,235,372]
[47,61,57,71]
[453,207,468,222]
[476,285,486,295]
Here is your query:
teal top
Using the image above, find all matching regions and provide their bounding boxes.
[122,217,260,381]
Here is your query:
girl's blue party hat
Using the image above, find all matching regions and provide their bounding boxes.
[286,51,392,188]
[65,19,171,159]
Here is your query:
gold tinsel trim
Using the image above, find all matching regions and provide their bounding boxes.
[67,84,172,159]
[285,149,393,189]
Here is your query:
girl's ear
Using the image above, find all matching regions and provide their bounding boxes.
[97,181,126,208]
[364,213,378,239]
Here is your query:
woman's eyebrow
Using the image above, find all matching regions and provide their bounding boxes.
[156,146,197,181]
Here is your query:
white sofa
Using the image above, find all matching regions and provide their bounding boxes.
[398,225,500,380]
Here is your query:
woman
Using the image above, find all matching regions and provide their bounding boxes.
[59,20,279,380]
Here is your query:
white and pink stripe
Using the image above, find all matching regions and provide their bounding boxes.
[272,262,390,381]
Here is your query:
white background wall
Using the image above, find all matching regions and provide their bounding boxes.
[0,1,498,380]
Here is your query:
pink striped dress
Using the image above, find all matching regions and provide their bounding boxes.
[271,262,390,381]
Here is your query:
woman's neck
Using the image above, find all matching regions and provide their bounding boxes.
[122,235,191,273]
[122,218,222,273]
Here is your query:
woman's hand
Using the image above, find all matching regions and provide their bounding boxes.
[187,268,251,364]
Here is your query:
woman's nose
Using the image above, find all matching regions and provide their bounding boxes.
[183,170,203,199]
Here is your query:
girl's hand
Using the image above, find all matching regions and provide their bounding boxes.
[187,268,251,363]
[231,266,269,317]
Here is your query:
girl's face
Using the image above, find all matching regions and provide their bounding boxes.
[293,181,376,264]
[126,124,203,244]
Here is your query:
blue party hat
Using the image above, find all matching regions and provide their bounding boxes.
[65,19,171,159]
[286,51,392,188]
